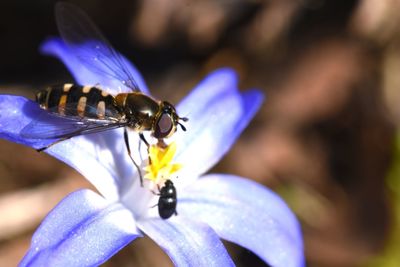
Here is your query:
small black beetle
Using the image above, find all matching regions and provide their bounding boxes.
[158,180,177,219]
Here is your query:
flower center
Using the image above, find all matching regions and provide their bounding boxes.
[144,142,182,186]
[121,142,182,220]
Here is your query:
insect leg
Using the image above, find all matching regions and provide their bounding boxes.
[137,138,143,162]
[36,138,69,152]
[150,189,161,196]
[124,128,143,186]
[157,138,167,149]
[139,133,152,165]
[139,133,149,147]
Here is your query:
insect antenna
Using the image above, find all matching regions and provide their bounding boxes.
[178,117,188,131]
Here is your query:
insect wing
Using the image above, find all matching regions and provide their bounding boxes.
[21,105,126,140]
[55,2,142,93]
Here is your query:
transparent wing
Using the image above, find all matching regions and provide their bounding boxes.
[55,2,140,93]
[21,104,127,139]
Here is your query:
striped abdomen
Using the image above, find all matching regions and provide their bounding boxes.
[36,84,119,119]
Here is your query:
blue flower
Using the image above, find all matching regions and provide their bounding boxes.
[0,38,305,267]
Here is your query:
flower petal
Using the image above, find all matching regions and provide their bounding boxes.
[174,83,264,185]
[40,37,149,95]
[178,174,305,267]
[177,68,239,117]
[0,95,55,148]
[0,95,136,201]
[137,217,234,267]
[47,130,138,201]
[20,189,141,267]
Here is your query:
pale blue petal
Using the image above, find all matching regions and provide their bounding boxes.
[20,190,140,267]
[0,95,56,148]
[178,174,305,267]
[0,95,135,201]
[40,37,149,95]
[46,130,137,201]
[174,83,264,186]
[177,68,239,117]
[137,217,234,267]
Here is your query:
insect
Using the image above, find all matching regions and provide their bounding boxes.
[157,180,177,219]
[21,3,188,185]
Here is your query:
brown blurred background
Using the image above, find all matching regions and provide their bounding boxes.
[1,0,400,266]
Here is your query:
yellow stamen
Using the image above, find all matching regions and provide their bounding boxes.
[144,142,181,184]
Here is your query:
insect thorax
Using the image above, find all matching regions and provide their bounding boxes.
[115,93,160,131]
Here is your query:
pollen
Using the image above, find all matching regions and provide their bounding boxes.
[144,142,181,184]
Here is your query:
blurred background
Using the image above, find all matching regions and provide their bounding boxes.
[1,0,400,266]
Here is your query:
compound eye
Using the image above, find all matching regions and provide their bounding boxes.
[154,113,174,138]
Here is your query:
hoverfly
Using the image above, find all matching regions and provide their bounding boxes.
[21,3,188,185]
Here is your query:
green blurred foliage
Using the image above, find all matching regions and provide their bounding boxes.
[365,134,400,267]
